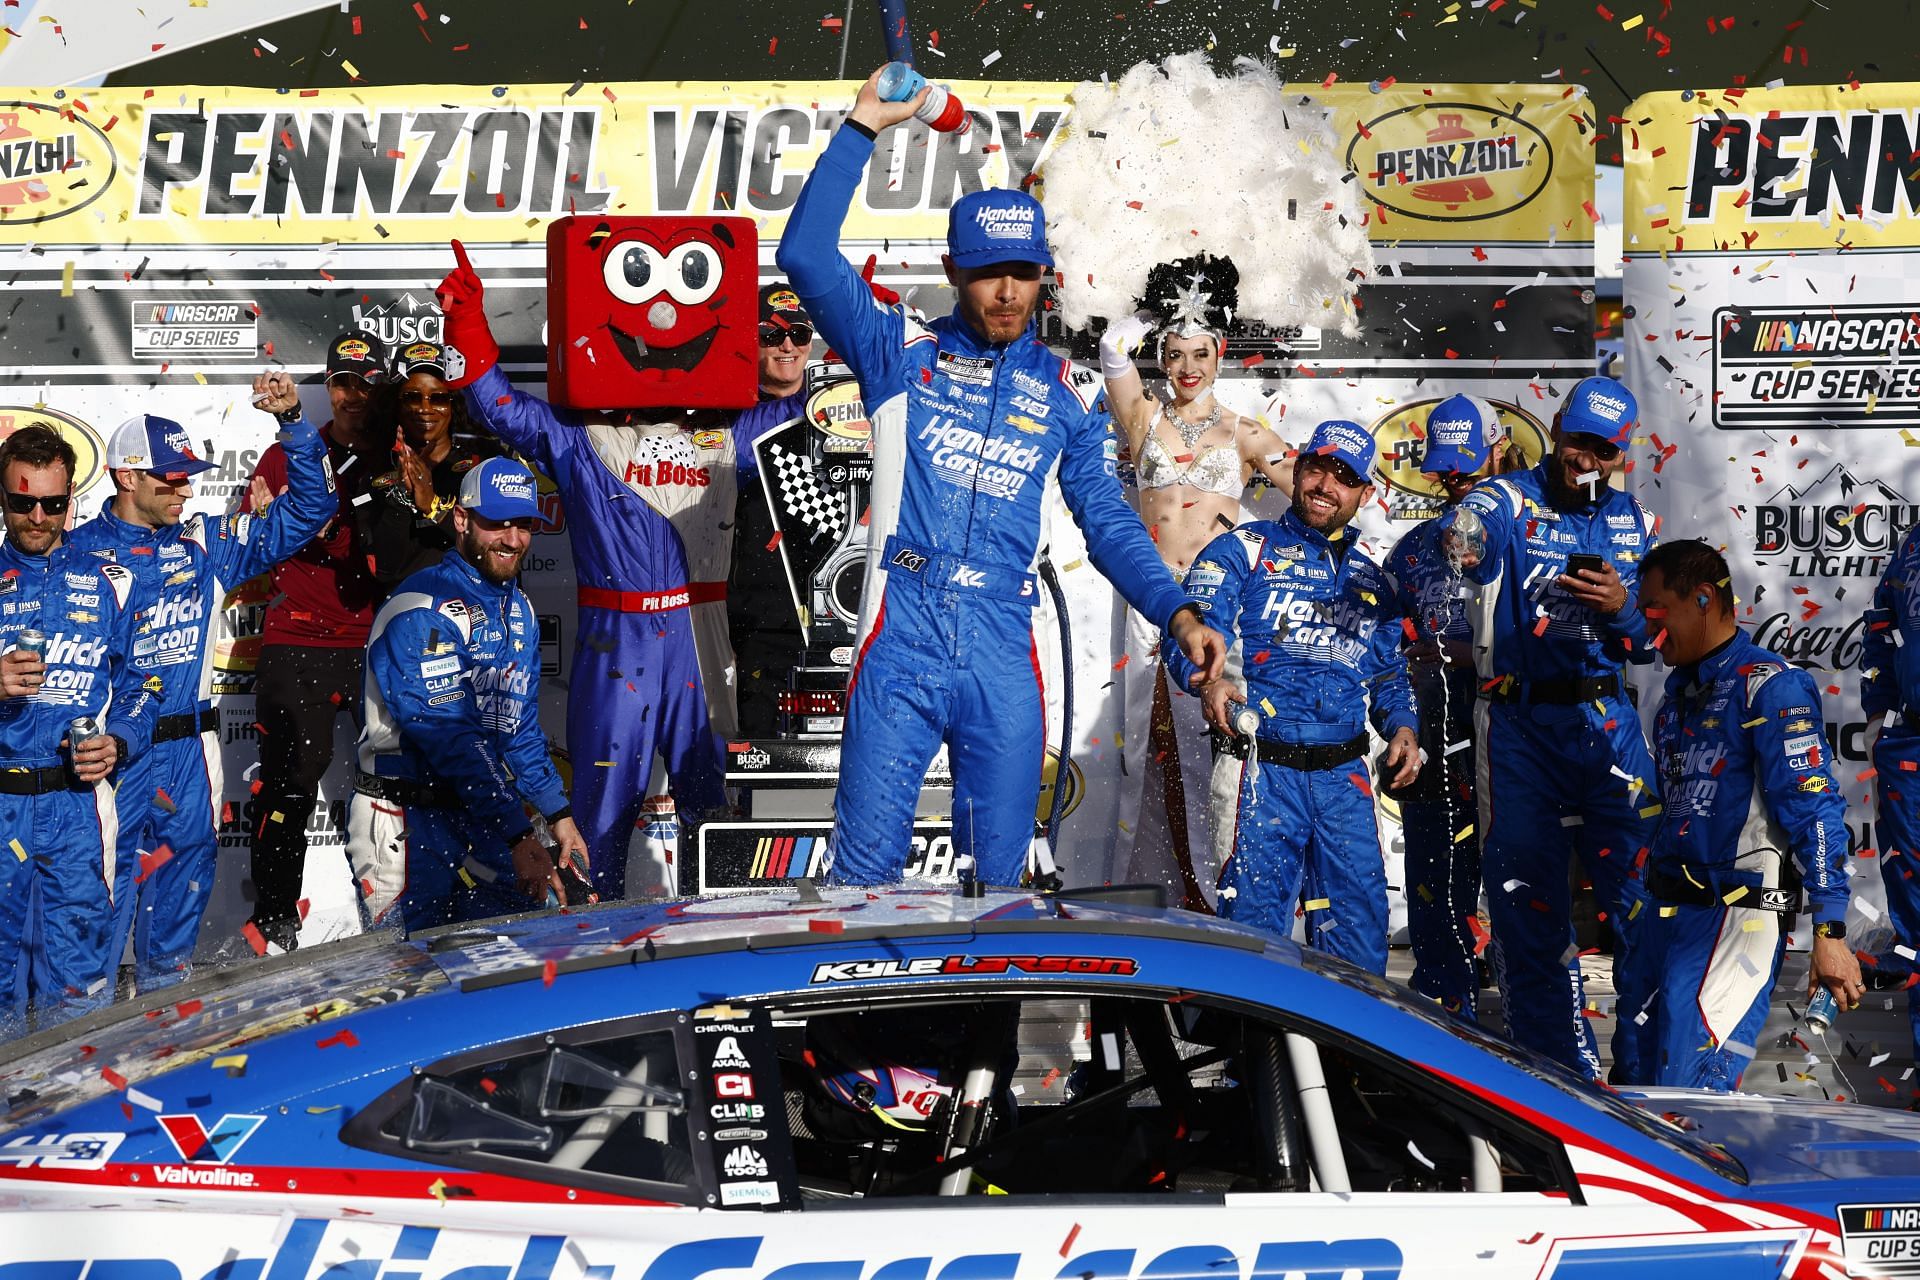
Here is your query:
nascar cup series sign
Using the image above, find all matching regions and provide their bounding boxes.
[1623,82,1920,941]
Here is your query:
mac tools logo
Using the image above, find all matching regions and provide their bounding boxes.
[1753,463,1918,581]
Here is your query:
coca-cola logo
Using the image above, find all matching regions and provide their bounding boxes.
[1751,610,1865,671]
[1753,463,1917,579]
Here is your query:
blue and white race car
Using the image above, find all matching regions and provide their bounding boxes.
[1,886,1915,1279]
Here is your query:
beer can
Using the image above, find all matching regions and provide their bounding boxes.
[14,628,46,659]
[1804,988,1839,1035]
[68,716,101,749]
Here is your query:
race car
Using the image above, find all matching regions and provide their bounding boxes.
[1,885,1916,1279]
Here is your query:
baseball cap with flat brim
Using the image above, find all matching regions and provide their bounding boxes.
[947,188,1054,270]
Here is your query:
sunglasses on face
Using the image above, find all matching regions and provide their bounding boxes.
[5,492,70,516]
[399,390,455,410]
[758,322,814,347]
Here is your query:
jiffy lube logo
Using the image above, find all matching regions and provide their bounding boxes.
[975,201,1036,241]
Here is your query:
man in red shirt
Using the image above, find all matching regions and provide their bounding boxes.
[240,330,394,949]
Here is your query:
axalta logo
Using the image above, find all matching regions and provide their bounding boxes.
[0,102,118,224]
[809,954,1141,984]
[0,407,106,498]
[157,1113,265,1165]
[1349,103,1552,222]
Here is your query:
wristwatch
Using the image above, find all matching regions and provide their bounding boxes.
[1814,920,1847,940]
[274,406,305,426]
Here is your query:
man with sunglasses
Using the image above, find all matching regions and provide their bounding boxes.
[363,341,503,588]
[1167,421,1419,969]
[1441,374,1660,1080]
[730,282,816,735]
[0,424,159,1036]
[239,329,394,951]
[67,378,334,991]
[1384,393,1502,1020]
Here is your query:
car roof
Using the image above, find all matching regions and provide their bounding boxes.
[0,886,1274,1127]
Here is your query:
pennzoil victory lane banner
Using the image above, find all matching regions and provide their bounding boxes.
[1623,81,1920,949]
[0,78,1591,949]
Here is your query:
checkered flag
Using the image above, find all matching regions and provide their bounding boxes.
[766,440,845,541]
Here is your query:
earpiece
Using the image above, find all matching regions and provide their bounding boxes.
[1696,594,1710,609]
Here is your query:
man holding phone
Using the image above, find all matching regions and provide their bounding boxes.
[1442,376,1660,1080]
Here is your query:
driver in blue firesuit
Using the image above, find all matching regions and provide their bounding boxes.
[1165,420,1419,972]
[1615,540,1859,1090]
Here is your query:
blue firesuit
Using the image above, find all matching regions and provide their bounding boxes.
[1165,513,1416,972]
[1386,514,1483,1016]
[0,542,156,1035]
[1861,527,1920,1062]
[777,123,1192,888]
[1454,464,1659,1079]
[1615,630,1849,1089]
[68,413,332,988]
[460,367,797,898]
[350,549,571,933]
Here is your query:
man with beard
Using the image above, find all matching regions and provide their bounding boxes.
[777,69,1226,888]
[347,458,588,932]
[1443,375,1659,1080]
[1165,420,1419,970]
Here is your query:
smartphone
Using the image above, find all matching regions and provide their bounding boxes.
[1565,553,1604,577]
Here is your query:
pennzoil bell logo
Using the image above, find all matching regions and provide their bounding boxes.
[0,102,118,224]
[1348,104,1552,223]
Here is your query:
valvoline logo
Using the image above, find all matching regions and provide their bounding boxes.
[0,101,119,224]
[1348,103,1552,223]
[157,1112,264,1165]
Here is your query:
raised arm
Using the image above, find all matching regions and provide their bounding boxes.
[1097,313,1157,458]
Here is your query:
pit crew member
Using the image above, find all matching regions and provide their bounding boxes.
[0,425,156,1035]
[437,247,799,899]
[1443,374,1659,1080]
[1166,420,1418,971]
[1385,394,1501,1018]
[775,67,1226,887]
[69,381,333,989]
[348,458,588,932]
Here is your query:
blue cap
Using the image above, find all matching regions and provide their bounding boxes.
[107,414,215,477]
[947,188,1053,269]
[458,457,541,522]
[1558,375,1637,447]
[1304,419,1377,482]
[1422,394,1497,475]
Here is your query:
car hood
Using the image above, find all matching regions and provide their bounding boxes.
[1627,1088,1920,1185]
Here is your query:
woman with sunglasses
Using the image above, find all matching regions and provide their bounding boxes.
[361,339,504,587]
[1096,257,1295,913]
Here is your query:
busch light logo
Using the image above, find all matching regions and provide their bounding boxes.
[353,293,443,348]
[974,201,1038,242]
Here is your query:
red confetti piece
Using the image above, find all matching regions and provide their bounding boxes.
[1060,1225,1082,1257]
[542,960,557,988]
[241,921,267,956]
[174,999,202,1019]
[102,1066,128,1091]
[810,918,846,934]
[316,1028,360,1049]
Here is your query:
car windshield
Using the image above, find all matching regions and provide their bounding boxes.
[1298,950,1749,1185]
